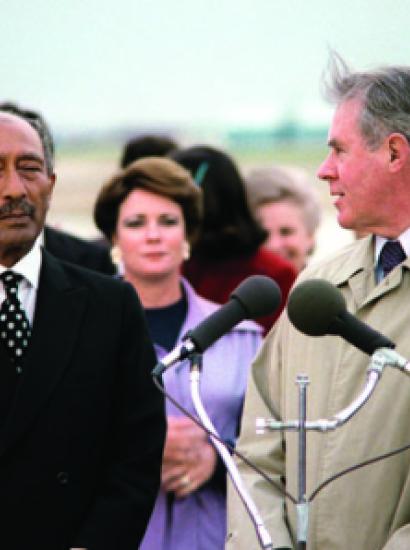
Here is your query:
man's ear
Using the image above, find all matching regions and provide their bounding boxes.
[45,173,56,208]
[387,133,410,172]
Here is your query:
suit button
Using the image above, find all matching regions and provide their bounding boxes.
[57,471,69,485]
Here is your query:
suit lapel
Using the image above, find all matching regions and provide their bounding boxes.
[0,250,88,456]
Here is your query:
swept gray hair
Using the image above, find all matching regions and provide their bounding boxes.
[323,52,410,149]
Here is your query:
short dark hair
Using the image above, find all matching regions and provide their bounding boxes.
[323,52,410,149]
[170,145,267,258]
[94,156,202,243]
[120,135,178,168]
[0,101,55,175]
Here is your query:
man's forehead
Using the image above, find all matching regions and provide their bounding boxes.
[327,99,363,138]
[0,111,28,126]
[0,112,42,150]
[334,99,363,123]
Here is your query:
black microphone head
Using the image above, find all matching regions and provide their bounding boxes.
[230,275,282,320]
[287,278,395,355]
[287,279,346,336]
[189,275,282,353]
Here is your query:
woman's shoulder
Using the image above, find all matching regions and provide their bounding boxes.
[251,247,296,276]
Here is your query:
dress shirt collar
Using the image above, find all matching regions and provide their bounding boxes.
[0,235,42,290]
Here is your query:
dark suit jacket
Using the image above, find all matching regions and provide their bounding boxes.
[44,225,115,275]
[0,250,165,550]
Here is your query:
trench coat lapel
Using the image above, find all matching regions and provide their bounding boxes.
[331,235,410,309]
[361,266,407,306]
[332,236,375,309]
[0,250,88,456]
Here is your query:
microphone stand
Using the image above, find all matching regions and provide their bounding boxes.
[256,347,410,549]
[188,353,274,550]
[296,375,308,550]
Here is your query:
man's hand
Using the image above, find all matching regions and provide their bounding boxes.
[162,416,217,498]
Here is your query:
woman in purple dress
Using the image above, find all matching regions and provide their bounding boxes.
[94,157,263,549]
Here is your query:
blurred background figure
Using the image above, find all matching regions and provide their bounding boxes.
[245,165,322,272]
[120,134,179,168]
[94,157,263,550]
[170,145,297,334]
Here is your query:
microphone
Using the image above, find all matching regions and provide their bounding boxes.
[152,275,282,376]
[287,279,395,355]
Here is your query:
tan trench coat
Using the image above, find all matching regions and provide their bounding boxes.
[227,235,410,550]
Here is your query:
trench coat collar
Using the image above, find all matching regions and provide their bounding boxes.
[325,235,410,310]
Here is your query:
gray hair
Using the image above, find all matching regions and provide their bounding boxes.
[245,166,322,234]
[0,102,55,175]
[323,52,410,149]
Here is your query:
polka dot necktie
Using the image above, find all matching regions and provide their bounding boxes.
[379,241,406,278]
[0,270,31,363]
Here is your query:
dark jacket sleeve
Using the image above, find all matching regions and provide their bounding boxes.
[72,283,166,549]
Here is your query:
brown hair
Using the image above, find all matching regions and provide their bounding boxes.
[94,156,202,242]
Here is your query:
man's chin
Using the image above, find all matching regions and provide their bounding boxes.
[337,214,354,230]
[0,223,40,251]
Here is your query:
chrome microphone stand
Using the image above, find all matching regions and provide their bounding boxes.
[188,353,274,550]
[256,347,410,550]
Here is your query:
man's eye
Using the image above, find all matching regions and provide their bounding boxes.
[20,165,41,172]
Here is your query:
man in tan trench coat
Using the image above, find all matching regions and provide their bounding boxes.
[227,57,410,550]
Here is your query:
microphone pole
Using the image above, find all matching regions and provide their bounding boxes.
[188,352,274,550]
[296,375,309,550]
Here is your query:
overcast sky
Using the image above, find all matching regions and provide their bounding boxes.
[1,0,408,134]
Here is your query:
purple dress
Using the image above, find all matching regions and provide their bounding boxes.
[140,278,262,549]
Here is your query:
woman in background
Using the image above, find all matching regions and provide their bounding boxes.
[170,145,296,334]
[94,157,263,549]
[245,165,322,272]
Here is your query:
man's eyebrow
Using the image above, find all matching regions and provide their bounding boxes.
[17,153,45,165]
[328,138,341,148]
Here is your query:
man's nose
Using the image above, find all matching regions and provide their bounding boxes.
[1,168,27,198]
[317,154,336,181]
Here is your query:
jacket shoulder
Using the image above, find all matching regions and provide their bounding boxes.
[44,226,115,275]
[42,250,133,299]
[252,247,296,277]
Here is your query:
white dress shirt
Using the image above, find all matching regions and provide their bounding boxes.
[0,236,42,325]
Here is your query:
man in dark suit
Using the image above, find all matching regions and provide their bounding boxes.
[0,104,166,550]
